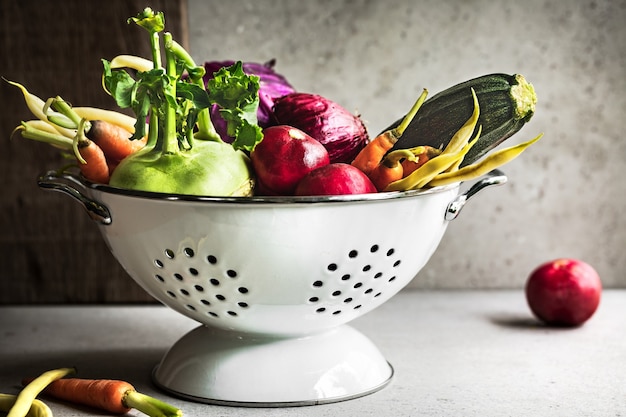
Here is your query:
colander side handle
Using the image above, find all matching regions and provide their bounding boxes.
[37,171,112,225]
[444,169,508,221]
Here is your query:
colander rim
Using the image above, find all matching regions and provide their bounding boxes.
[77,175,459,204]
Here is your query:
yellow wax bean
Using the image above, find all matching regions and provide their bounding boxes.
[7,367,75,417]
[442,88,480,155]
[427,133,544,187]
[385,132,479,191]
[109,54,154,72]
[0,394,53,417]
[74,107,138,134]
[5,80,75,138]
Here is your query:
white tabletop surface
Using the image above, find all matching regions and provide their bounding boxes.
[1,289,624,416]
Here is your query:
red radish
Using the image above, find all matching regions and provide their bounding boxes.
[251,125,330,195]
[525,258,602,327]
[295,163,377,196]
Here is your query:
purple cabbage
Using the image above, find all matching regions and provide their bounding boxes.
[203,59,296,141]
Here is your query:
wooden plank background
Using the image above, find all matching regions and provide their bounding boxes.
[0,0,188,303]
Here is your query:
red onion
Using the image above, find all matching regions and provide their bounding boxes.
[271,93,369,164]
[203,59,296,141]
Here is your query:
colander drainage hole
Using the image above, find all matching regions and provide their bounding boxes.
[183,248,195,257]
[165,249,175,259]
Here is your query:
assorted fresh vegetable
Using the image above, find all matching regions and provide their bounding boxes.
[8,7,543,199]
[3,367,181,417]
[21,376,182,417]
[382,73,538,167]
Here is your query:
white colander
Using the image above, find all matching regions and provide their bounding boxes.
[38,169,506,407]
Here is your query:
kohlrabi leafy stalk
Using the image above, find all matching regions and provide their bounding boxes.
[100,8,260,196]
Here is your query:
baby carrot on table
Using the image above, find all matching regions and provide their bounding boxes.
[21,376,182,417]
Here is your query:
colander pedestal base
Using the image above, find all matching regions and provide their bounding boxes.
[152,324,393,407]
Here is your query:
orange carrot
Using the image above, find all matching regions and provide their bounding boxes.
[400,146,442,176]
[48,97,145,162]
[352,89,428,175]
[16,120,109,184]
[368,149,414,192]
[22,377,182,417]
[76,138,110,184]
[86,120,146,162]
[351,130,399,175]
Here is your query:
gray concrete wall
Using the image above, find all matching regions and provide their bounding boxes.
[187,0,626,288]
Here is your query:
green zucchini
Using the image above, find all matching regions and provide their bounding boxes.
[384,73,537,167]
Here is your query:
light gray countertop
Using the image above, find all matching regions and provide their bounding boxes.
[1,289,624,416]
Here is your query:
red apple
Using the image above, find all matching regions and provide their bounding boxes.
[295,163,377,196]
[251,125,330,195]
[525,258,602,327]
